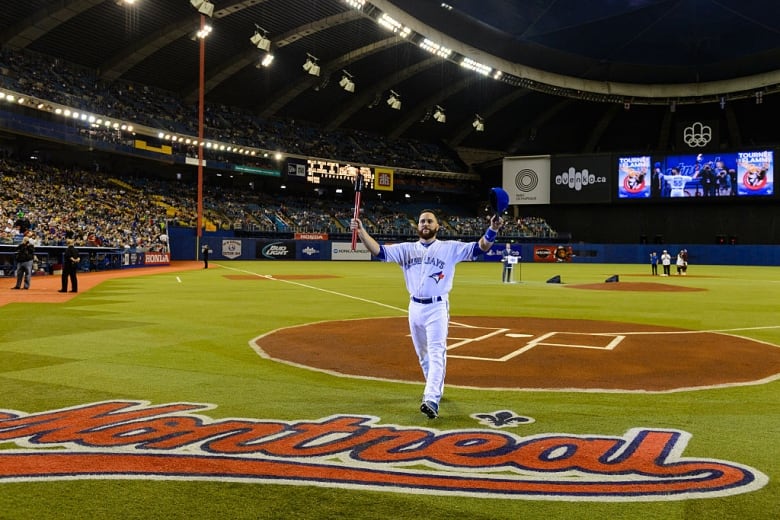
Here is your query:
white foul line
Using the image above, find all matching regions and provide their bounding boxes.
[216,263,408,314]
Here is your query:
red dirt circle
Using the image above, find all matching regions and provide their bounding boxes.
[253,317,780,392]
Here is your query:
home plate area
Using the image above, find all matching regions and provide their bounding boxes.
[253,316,780,392]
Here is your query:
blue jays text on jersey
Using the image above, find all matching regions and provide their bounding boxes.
[403,255,446,271]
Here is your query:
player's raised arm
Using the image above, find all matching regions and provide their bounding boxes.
[478,215,503,252]
[350,218,381,256]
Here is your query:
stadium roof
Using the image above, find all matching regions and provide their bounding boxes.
[1,0,779,158]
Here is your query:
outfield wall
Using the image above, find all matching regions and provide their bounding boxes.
[169,228,780,266]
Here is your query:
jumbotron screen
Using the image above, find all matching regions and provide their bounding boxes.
[617,150,773,199]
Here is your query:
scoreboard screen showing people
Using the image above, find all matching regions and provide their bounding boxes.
[617,149,774,200]
[660,152,740,198]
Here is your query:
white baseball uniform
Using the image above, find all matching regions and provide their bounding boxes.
[379,239,483,406]
[668,175,693,197]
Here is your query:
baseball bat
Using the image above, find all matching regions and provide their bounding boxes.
[351,171,364,250]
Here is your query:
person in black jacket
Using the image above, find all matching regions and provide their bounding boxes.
[202,243,210,269]
[59,239,80,293]
[12,236,35,290]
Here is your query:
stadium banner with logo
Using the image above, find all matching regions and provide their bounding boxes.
[134,140,172,155]
[736,149,773,196]
[285,158,308,180]
[296,241,330,260]
[331,242,372,261]
[676,120,719,152]
[234,165,280,177]
[533,245,556,262]
[533,245,572,263]
[294,232,328,241]
[617,155,652,199]
[142,252,170,265]
[255,240,296,260]
[221,239,242,259]
[502,155,551,205]
[550,154,612,203]
[184,156,207,166]
[374,167,394,191]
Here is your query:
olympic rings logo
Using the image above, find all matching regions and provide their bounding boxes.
[515,169,538,192]
[683,122,712,148]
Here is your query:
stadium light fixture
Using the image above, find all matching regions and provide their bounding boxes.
[259,53,274,67]
[387,90,401,110]
[339,71,355,93]
[250,26,271,51]
[302,54,320,77]
[377,13,411,38]
[190,0,214,17]
[433,105,446,123]
[472,114,484,132]
[420,38,452,59]
[197,24,213,39]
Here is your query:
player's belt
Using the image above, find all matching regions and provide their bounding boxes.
[411,296,443,304]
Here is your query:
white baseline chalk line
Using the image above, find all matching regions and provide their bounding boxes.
[217,263,408,314]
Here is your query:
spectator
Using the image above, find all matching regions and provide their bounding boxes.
[11,235,35,290]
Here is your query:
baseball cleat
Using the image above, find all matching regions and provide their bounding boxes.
[420,401,439,419]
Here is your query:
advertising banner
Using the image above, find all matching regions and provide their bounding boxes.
[255,240,296,260]
[502,156,551,205]
[221,239,242,259]
[736,150,773,196]
[331,242,372,261]
[483,244,508,263]
[533,245,572,263]
[294,232,328,240]
[234,165,279,177]
[617,155,651,199]
[550,154,612,203]
[285,158,308,179]
[134,140,172,155]
[297,241,330,260]
[143,252,170,265]
[374,167,394,191]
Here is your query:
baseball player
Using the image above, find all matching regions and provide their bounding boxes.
[351,209,503,419]
[660,249,672,276]
[666,167,693,197]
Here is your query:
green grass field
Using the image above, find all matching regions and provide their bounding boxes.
[1,260,778,519]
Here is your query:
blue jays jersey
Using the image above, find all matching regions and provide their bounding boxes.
[381,239,480,298]
[668,175,693,190]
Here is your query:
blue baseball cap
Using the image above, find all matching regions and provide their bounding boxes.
[489,187,509,214]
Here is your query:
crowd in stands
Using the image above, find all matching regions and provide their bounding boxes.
[1,157,557,247]
[0,47,560,246]
[1,159,172,251]
[444,214,556,238]
[0,48,466,173]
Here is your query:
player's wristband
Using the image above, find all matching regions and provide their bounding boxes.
[484,227,497,242]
